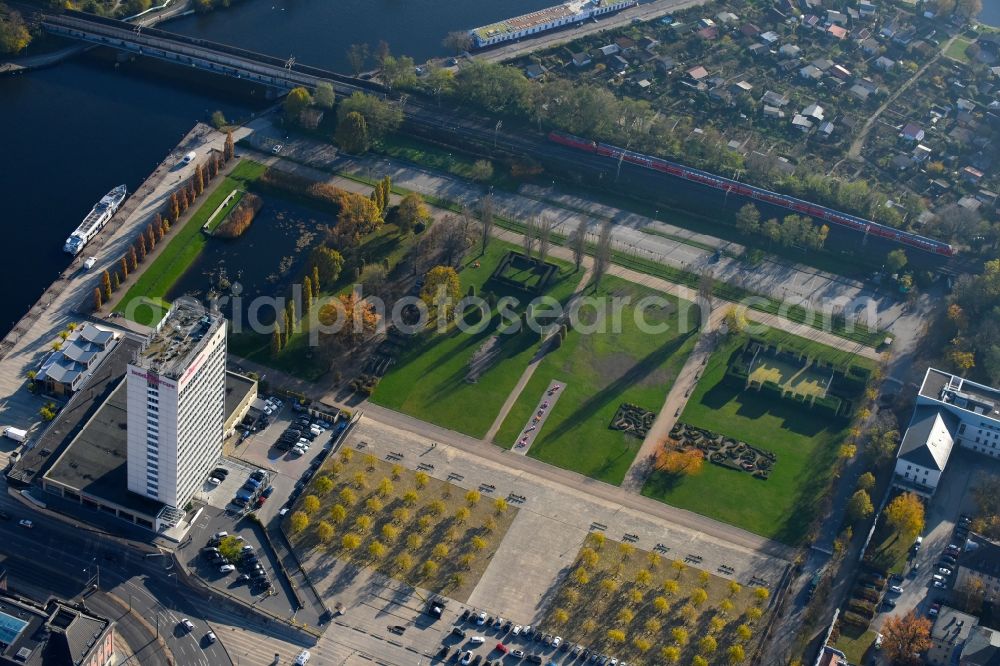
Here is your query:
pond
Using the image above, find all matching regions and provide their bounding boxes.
[167,194,333,326]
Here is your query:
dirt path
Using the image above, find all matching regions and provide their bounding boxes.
[483,259,593,444]
[847,36,956,159]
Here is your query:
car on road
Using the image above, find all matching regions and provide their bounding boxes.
[460,651,474,665]
[180,619,194,632]
[204,631,217,645]
[18,519,32,529]
[219,564,235,573]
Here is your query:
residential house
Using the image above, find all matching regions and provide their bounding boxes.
[819,120,835,137]
[847,6,860,20]
[609,55,630,74]
[761,89,790,107]
[899,122,925,142]
[748,43,768,56]
[913,144,932,161]
[860,37,881,55]
[977,189,998,204]
[957,98,976,113]
[777,58,800,73]
[875,56,896,71]
[779,44,802,58]
[763,105,785,119]
[598,44,620,57]
[697,26,718,40]
[928,606,979,666]
[687,65,709,82]
[958,196,983,212]
[962,626,1000,665]
[632,70,654,89]
[715,11,739,24]
[791,114,814,131]
[894,405,958,495]
[741,22,761,37]
[524,63,547,79]
[802,14,821,29]
[858,1,876,16]
[850,83,873,101]
[856,77,880,95]
[891,153,913,170]
[802,0,822,10]
[955,533,1000,604]
[614,36,636,53]
[827,24,848,39]
[893,27,917,46]
[962,166,985,184]
[637,36,659,51]
[800,64,823,81]
[880,21,899,39]
[572,52,592,67]
[653,55,675,73]
[761,30,780,44]
[729,80,754,96]
[830,64,852,80]
[812,58,834,71]
[802,102,824,121]
[698,17,716,29]
[826,9,848,24]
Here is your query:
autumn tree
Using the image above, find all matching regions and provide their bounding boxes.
[317,292,380,348]
[316,521,335,543]
[420,266,462,321]
[284,86,313,125]
[881,612,931,664]
[885,492,925,539]
[302,494,320,514]
[290,511,309,533]
[857,472,876,492]
[0,6,31,54]
[310,247,344,288]
[93,288,102,311]
[224,130,234,161]
[886,248,908,273]
[314,81,335,109]
[395,192,429,235]
[655,447,704,475]
[847,489,874,522]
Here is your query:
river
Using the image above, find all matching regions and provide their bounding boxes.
[0,0,554,335]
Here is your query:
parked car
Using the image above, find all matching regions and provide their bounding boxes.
[452,627,467,638]
[496,643,509,654]
[437,646,450,659]
[511,650,525,659]
[939,567,953,576]
[294,650,310,665]
[262,486,274,498]
[889,585,904,594]
[211,468,229,479]
[180,619,194,632]
[476,611,488,626]
[470,636,485,645]
[512,625,522,636]
[460,651,474,666]
[219,564,235,573]
[929,602,941,616]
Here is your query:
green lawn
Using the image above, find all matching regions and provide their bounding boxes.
[203,189,245,234]
[642,329,866,544]
[376,134,516,190]
[833,626,878,665]
[945,36,974,63]
[115,160,266,326]
[494,277,699,485]
[371,242,579,438]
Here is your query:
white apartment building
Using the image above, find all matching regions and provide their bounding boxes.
[894,368,1000,496]
[126,301,226,509]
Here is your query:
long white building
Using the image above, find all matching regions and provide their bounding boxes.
[470,0,636,48]
[895,368,1000,496]
[126,301,226,510]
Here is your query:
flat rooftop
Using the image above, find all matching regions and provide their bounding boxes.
[44,370,255,519]
[0,591,111,666]
[44,379,163,518]
[920,368,1000,420]
[6,334,142,488]
[135,300,223,380]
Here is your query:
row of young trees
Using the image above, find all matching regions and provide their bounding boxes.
[93,131,235,311]
[734,204,829,253]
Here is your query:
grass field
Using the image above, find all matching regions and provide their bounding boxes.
[494,277,698,485]
[288,448,517,602]
[642,329,870,543]
[545,535,770,665]
[833,626,877,665]
[371,242,579,438]
[945,36,974,63]
[202,188,245,234]
[115,160,266,326]
[748,354,830,399]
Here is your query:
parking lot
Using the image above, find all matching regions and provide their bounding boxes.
[875,448,997,631]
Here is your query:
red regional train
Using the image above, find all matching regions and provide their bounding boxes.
[548,131,954,257]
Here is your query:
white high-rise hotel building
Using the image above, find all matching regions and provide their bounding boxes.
[126,302,226,509]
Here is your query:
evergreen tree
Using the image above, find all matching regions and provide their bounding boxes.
[303,276,313,315]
